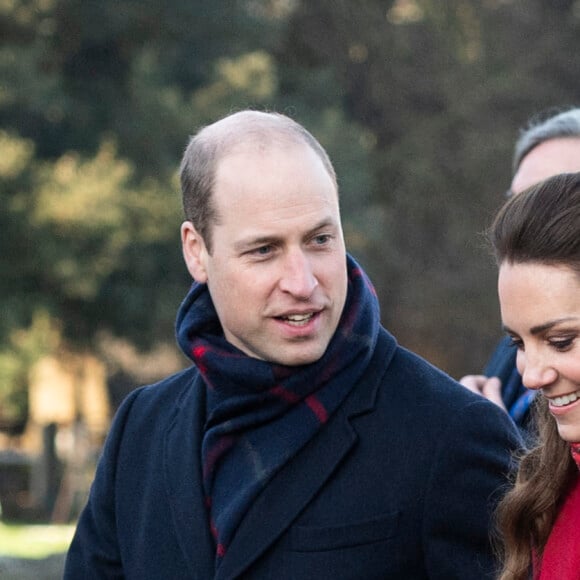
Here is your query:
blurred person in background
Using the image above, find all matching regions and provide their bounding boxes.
[460,108,580,437]
[64,110,520,579]
[490,172,580,580]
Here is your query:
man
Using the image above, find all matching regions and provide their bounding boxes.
[65,110,520,579]
[460,108,580,434]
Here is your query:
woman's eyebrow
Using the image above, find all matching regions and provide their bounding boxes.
[502,317,579,336]
[530,317,578,335]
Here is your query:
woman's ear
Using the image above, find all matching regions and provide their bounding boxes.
[181,221,209,283]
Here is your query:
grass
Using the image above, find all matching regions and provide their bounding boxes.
[0,522,75,559]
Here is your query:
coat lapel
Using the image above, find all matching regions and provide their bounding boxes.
[164,374,214,579]
[216,408,358,580]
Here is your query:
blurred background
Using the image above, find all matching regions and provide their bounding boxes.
[1,0,580,575]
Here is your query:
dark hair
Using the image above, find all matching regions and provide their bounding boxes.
[179,110,337,253]
[513,108,580,174]
[490,172,580,273]
[490,171,580,579]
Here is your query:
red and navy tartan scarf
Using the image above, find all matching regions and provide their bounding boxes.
[176,254,380,569]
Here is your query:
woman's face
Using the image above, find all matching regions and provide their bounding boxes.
[498,262,580,442]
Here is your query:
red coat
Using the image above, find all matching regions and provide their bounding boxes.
[535,475,580,580]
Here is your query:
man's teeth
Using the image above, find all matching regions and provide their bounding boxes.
[284,313,314,326]
[551,390,580,407]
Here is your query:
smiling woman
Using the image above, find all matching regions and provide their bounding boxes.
[490,172,580,580]
[498,262,580,440]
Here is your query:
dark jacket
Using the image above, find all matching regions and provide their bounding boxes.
[65,328,521,579]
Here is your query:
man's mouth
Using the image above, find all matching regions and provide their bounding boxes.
[278,313,316,327]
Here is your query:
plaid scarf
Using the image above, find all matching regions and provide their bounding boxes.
[176,254,380,568]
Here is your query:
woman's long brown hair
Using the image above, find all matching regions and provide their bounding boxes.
[495,398,576,580]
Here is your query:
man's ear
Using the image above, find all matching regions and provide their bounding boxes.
[181,221,209,283]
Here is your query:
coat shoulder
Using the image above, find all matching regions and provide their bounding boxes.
[104,365,202,454]
[119,365,200,416]
[378,332,521,444]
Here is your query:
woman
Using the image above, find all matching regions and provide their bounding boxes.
[491,171,580,580]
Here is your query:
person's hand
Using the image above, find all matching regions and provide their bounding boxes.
[458,375,507,412]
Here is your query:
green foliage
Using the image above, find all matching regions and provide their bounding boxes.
[33,141,173,301]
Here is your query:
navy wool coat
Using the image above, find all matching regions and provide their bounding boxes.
[65,328,521,579]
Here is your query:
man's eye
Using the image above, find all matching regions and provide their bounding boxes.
[253,245,272,256]
[313,234,331,245]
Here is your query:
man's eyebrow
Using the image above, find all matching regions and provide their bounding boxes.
[233,235,280,252]
[502,317,579,336]
[233,218,338,252]
[307,218,337,233]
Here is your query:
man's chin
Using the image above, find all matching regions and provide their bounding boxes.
[230,335,331,367]
[269,343,330,367]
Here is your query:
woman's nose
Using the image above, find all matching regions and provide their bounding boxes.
[518,349,558,390]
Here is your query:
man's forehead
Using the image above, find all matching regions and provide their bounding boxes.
[217,137,308,164]
[511,137,580,194]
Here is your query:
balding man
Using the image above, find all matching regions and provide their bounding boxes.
[65,110,520,579]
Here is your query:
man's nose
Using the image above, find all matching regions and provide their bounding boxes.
[518,349,558,390]
[278,250,318,299]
